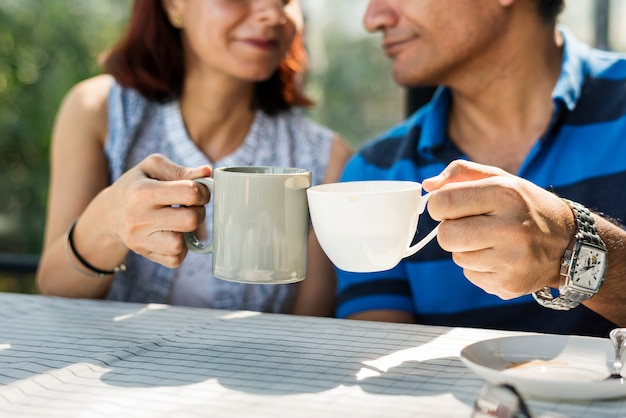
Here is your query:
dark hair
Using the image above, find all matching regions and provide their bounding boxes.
[102,0,312,115]
[535,0,565,23]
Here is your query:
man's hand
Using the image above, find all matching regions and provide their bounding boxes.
[422,160,575,299]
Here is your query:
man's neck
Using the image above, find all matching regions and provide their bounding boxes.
[447,28,563,174]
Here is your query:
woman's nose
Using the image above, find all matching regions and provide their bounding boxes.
[254,0,287,26]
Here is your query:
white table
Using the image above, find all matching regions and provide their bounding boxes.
[0,292,624,417]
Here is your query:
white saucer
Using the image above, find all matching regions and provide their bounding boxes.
[460,334,626,400]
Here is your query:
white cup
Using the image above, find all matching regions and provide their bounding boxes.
[306,180,439,272]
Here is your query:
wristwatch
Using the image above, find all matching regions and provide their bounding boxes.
[532,199,608,311]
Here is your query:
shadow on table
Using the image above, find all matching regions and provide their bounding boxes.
[0,293,477,409]
[96,314,479,408]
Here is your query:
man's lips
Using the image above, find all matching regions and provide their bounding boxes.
[382,37,415,57]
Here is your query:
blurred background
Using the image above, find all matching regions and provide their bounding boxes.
[1,0,625,292]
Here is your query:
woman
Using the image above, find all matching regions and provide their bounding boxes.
[36,0,351,316]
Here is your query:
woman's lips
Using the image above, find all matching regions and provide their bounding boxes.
[241,38,279,51]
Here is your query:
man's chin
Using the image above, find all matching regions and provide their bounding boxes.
[392,66,441,89]
[392,68,425,87]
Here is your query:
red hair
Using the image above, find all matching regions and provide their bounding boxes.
[102,0,312,114]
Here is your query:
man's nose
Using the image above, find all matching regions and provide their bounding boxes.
[363,0,396,33]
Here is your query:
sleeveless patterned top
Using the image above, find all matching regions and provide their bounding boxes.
[104,81,334,313]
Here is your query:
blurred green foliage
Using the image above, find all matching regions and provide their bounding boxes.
[306,31,403,149]
[0,272,35,293]
[0,0,129,256]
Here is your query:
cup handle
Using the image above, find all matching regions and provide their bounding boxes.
[403,191,439,258]
[183,178,214,254]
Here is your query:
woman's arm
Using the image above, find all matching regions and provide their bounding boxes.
[37,75,120,297]
[292,135,353,316]
[36,75,212,298]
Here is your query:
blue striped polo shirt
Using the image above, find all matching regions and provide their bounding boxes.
[336,27,626,337]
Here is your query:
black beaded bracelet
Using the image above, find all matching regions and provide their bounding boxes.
[66,219,126,277]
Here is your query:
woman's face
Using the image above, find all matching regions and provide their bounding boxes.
[165,0,299,82]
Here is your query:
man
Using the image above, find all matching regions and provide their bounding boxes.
[335,0,626,336]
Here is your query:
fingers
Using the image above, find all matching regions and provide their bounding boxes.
[423,160,510,192]
[427,175,522,222]
[448,244,543,299]
[124,205,206,237]
[127,174,211,209]
[139,154,212,182]
[104,155,212,269]
[420,161,568,299]
[122,205,206,268]
[437,214,528,269]
[133,230,190,269]
[138,154,212,181]
[128,212,207,269]
[436,216,494,253]
[153,205,206,233]
[423,160,521,222]
[120,154,212,208]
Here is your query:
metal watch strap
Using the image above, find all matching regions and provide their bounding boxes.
[533,275,594,310]
[532,199,607,311]
[565,199,605,248]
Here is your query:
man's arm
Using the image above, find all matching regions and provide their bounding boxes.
[583,216,626,326]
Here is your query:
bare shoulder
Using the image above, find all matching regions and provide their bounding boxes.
[323,135,354,183]
[55,74,114,145]
[331,135,353,159]
[62,74,113,112]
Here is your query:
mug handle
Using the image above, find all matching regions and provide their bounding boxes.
[403,192,440,258]
[183,178,214,254]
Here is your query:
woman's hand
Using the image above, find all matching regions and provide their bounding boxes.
[86,153,212,268]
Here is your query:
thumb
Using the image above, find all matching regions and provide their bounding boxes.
[423,160,509,192]
[139,154,212,181]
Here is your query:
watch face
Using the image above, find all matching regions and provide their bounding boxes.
[571,244,608,291]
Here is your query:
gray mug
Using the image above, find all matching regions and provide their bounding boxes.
[184,166,311,284]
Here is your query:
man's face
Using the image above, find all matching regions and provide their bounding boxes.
[363,0,507,87]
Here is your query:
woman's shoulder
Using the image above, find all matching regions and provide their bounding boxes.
[59,74,156,136]
[56,74,114,146]
[66,74,114,103]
